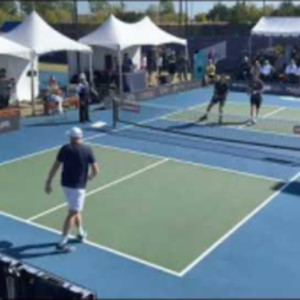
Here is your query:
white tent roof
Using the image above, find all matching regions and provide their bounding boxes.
[0,35,31,60]
[79,15,187,51]
[5,11,91,55]
[79,15,137,51]
[134,16,187,46]
[252,17,300,37]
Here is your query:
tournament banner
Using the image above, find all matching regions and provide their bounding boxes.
[123,80,202,103]
[0,109,20,134]
[201,41,227,63]
[193,51,207,81]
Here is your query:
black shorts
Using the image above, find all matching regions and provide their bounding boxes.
[250,93,262,108]
[211,95,226,105]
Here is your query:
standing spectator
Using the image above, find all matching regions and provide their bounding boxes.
[251,60,261,79]
[205,59,216,85]
[141,55,147,71]
[168,50,176,83]
[122,53,133,73]
[157,53,163,76]
[177,51,188,82]
[240,56,251,81]
[77,73,91,123]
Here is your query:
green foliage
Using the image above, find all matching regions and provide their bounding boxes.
[194,13,207,23]
[88,0,109,14]
[159,0,175,15]
[207,4,231,22]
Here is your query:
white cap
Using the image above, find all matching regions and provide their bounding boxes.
[67,127,83,139]
[79,73,86,81]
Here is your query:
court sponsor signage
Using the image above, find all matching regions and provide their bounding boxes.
[123,80,202,103]
[231,81,300,97]
[0,109,20,134]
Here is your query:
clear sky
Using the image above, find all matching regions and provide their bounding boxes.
[78,1,268,17]
[79,0,262,15]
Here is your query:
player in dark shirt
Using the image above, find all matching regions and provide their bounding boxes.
[199,74,229,124]
[45,127,99,252]
[248,76,264,125]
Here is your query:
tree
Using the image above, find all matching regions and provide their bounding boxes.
[159,0,175,15]
[0,1,17,14]
[194,13,207,23]
[88,0,109,14]
[118,11,145,23]
[207,4,231,22]
[272,2,300,16]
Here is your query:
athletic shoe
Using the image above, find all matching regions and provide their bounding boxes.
[198,114,208,122]
[56,243,75,253]
[77,231,88,243]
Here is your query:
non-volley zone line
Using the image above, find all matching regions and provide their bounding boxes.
[0,101,208,169]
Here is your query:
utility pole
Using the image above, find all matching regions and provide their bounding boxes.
[73,0,80,73]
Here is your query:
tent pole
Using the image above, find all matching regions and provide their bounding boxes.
[88,53,94,88]
[249,36,252,60]
[30,52,36,116]
[118,47,123,97]
[185,45,190,81]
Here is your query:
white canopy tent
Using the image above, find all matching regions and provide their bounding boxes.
[0,36,31,60]
[134,16,187,47]
[79,15,188,93]
[249,17,300,57]
[0,36,32,104]
[4,11,92,111]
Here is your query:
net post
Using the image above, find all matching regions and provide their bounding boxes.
[112,97,118,129]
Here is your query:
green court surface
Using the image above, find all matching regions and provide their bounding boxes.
[0,145,280,273]
[168,102,300,136]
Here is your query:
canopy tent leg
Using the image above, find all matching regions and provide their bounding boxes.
[185,44,190,81]
[30,53,36,116]
[117,48,123,96]
[88,53,94,88]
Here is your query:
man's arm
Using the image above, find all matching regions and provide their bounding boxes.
[45,160,61,194]
[89,162,99,181]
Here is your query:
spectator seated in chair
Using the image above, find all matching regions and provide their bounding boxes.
[44,75,64,115]
[285,59,298,84]
[260,60,274,82]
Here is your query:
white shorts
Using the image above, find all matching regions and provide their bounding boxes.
[63,187,86,212]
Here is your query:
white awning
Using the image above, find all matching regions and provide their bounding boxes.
[4,11,92,55]
[134,16,187,46]
[252,17,300,37]
[0,35,31,60]
[80,15,187,51]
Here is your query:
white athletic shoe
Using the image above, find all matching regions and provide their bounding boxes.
[77,231,88,243]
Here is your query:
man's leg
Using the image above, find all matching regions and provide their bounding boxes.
[58,210,77,249]
[199,100,215,121]
[219,100,225,123]
[74,212,87,241]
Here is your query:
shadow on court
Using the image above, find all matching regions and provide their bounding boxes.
[0,241,65,259]
[280,181,300,196]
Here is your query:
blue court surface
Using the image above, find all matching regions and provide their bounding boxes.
[2,87,300,298]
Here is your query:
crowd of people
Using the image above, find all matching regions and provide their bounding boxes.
[238,48,300,84]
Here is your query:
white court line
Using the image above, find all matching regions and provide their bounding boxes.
[0,210,180,277]
[0,102,207,168]
[178,171,300,277]
[262,107,286,119]
[87,142,281,182]
[28,158,168,222]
